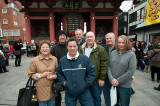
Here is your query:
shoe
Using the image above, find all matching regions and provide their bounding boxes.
[152,79,155,81]
[131,90,135,95]
[157,80,160,83]
[154,87,160,91]
[4,70,9,72]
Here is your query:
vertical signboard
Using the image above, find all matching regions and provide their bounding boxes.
[146,0,160,25]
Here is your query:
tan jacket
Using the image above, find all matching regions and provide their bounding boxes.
[28,54,58,101]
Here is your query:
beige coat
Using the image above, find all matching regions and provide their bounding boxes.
[28,54,58,101]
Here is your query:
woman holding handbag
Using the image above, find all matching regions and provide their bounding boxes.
[28,40,58,106]
[108,35,136,106]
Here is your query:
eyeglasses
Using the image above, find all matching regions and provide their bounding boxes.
[76,34,82,35]
[41,46,49,49]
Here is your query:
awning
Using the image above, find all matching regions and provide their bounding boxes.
[0,38,6,40]
[136,22,146,29]
[128,35,136,39]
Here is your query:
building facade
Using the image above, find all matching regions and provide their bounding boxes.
[0,0,25,44]
[118,12,128,36]
[5,0,130,43]
[128,0,160,43]
[3,0,142,44]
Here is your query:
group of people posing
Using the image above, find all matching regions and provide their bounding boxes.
[28,29,139,106]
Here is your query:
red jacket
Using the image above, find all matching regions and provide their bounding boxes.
[10,45,13,52]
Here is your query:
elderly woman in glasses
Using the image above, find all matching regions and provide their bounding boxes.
[28,40,58,106]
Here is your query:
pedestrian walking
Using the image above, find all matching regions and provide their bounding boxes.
[13,42,23,67]
[26,42,32,57]
[57,38,96,106]
[2,45,10,66]
[0,50,9,73]
[134,41,143,69]
[143,53,150,73]
[9,44,14,59]
[154,84,160,91]
[148,42,160,83]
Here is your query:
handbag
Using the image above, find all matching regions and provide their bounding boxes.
[110,86,117,106]
[13,49,20,55]
[17,76,39,106]
[52,79,64,93]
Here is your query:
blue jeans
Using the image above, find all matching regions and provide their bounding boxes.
[115,86,131,106]
[103,77,111,106]
[89,84,102,106]
[65,88,94,106]
[39,97,55,106]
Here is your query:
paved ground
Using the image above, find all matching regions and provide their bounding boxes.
[0,54,160,106]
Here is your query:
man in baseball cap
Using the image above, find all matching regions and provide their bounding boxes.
[51,30,68,106]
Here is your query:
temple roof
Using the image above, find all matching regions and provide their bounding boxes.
[4,0,142,12]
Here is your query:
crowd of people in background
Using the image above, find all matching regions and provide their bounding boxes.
[0,29,160,106]
[26,42,40,57]
[130,41,160,83]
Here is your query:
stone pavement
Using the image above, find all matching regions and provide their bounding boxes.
[0,54,160,106]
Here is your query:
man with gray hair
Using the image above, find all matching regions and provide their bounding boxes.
[75,29,85,50]
[79,31,108,106]
[103,32,116,106]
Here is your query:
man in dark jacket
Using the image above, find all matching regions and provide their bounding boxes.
[57,38,96,106]
[103,32,116,106]
[75,29,85,50]
[51,30,68,62]
[50,30,68,106]
[13,42,23,67]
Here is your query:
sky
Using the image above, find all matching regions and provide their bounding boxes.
[120,0,133,12]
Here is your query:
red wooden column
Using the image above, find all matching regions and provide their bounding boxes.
[90,11,95,34]
[25,13,31,44]
[113,11,118,37]
[49,11,55,42]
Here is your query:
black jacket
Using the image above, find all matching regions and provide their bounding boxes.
[104,44,116,56]
[50,43,68,62]
[13,44,21,51]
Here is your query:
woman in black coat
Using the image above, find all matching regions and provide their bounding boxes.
[13,42,22,66]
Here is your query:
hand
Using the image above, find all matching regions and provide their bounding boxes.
[132,76,135,82]
[41,72,52,78]
[98,80,105,87]
[111,79,119,86]
[64,82,66,86]
[47,75,57,80]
